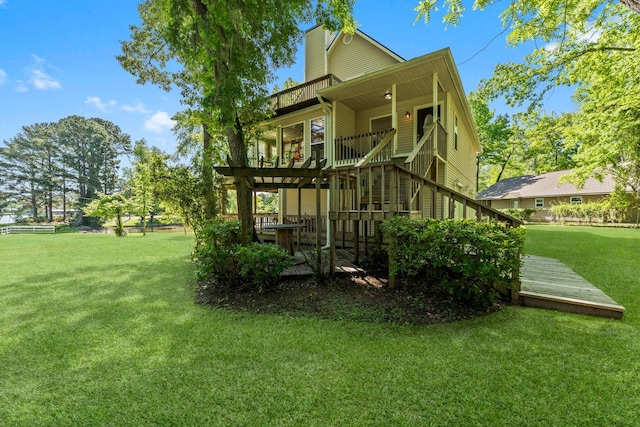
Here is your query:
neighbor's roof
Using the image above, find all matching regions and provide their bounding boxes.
[476,170,616,200]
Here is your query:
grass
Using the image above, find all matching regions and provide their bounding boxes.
[1,226,639,425]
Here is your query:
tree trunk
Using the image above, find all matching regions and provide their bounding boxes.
[226,118,254,246]
[202,124,218,221]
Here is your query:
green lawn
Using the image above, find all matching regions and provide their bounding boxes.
[1,226,639,425]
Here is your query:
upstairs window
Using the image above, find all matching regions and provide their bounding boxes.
[310,117,325,160]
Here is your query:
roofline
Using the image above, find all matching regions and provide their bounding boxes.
[478,191,613,201]
[316,47,481,152]
[325,28,405,62]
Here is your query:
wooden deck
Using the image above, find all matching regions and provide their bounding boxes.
[281,249,365,277]
[520,255,625,319]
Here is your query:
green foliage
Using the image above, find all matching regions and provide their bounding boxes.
[381,217,525,308]
[83,193,131,236]
[193,220,292,292]
[237,243,293,292]
[548,201,622,224]
[499,208,536,222]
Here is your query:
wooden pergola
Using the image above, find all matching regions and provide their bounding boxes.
[214,162,330,267]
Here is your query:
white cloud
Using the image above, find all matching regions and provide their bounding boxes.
[27,56,61,90]
[0,69,6,86]
[144,111,174,133]
[31,69,61,90]
[85,96,116,111]
[121,101,151,114]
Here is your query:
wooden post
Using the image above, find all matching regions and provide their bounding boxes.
[353,220,360,265]
[330,220,337,275]
[297,187,302,252]
[316,177,322,270]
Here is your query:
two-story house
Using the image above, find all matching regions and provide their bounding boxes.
[217,25,516,262]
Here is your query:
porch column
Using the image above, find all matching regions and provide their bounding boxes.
[391,83,398,152]
[297,187,302,253]
[432,73,438,153]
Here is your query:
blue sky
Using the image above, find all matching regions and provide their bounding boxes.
[0,0,574,154]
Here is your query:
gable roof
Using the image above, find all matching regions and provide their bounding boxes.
[305,24,405,62]
[476,170,616,200]
[317,48,481,153]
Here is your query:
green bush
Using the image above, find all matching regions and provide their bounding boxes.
[499,208,536,222]
[193,219,292,292]
[237,243,293,292]
[549,201,607,223]
[381,217,525,308]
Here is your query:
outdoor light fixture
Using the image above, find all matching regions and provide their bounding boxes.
[384,92,392,100]
[405,111,411,119]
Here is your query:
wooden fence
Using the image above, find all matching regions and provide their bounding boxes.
[0,225,56,235]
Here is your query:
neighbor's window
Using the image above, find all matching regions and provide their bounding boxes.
[310,117,325,160]
[281,122,304,164]
[570,196,583,205]
[512,200,520,208]
[535,198,544,208]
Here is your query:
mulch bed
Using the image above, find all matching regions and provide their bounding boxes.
[196,273,504,325]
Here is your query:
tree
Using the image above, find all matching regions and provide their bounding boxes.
[118,0,355,245]
[0,122,60,221]
[56,116,132,225]
[83,193,130,237]
[127,140,156,236]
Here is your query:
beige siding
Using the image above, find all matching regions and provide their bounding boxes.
[443,94,477,197]
[305,27,326,81]
[328,33,400,81]
[334,101,356,139]
[281,188,328,217]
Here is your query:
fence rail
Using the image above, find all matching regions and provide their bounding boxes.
[0,225,56,235]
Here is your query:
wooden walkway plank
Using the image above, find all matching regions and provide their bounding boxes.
[520,255,625,319]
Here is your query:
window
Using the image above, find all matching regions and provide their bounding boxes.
[310,117,325,160]
[535,198,544,208]
[512,200,520,209]
[281,122,304,164]
[454,115,459,151]
[570,196,583,205]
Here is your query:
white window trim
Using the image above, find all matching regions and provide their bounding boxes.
[535,198,544,208]
[570,196,583,205]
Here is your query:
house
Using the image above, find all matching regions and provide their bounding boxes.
[217,25,516,262]
[476,169,616,221]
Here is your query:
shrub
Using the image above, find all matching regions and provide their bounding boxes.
[549,201,607,223]
[381,217,525,308]
[193,219,292,292]
[499,208,536,222]
[193,220,241,288]
[237,243,293,292]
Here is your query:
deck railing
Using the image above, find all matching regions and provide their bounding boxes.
[329,163,520,227]
[270,74,341,112]
[435,121,447,160]
[335,128,395,167]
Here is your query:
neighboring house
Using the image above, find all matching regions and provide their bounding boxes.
[217,25,515,258]
[476,169,616,221]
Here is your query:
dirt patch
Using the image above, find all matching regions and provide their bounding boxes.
[196,274,504,325]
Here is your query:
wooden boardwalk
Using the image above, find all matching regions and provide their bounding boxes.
[520,255,625,319]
